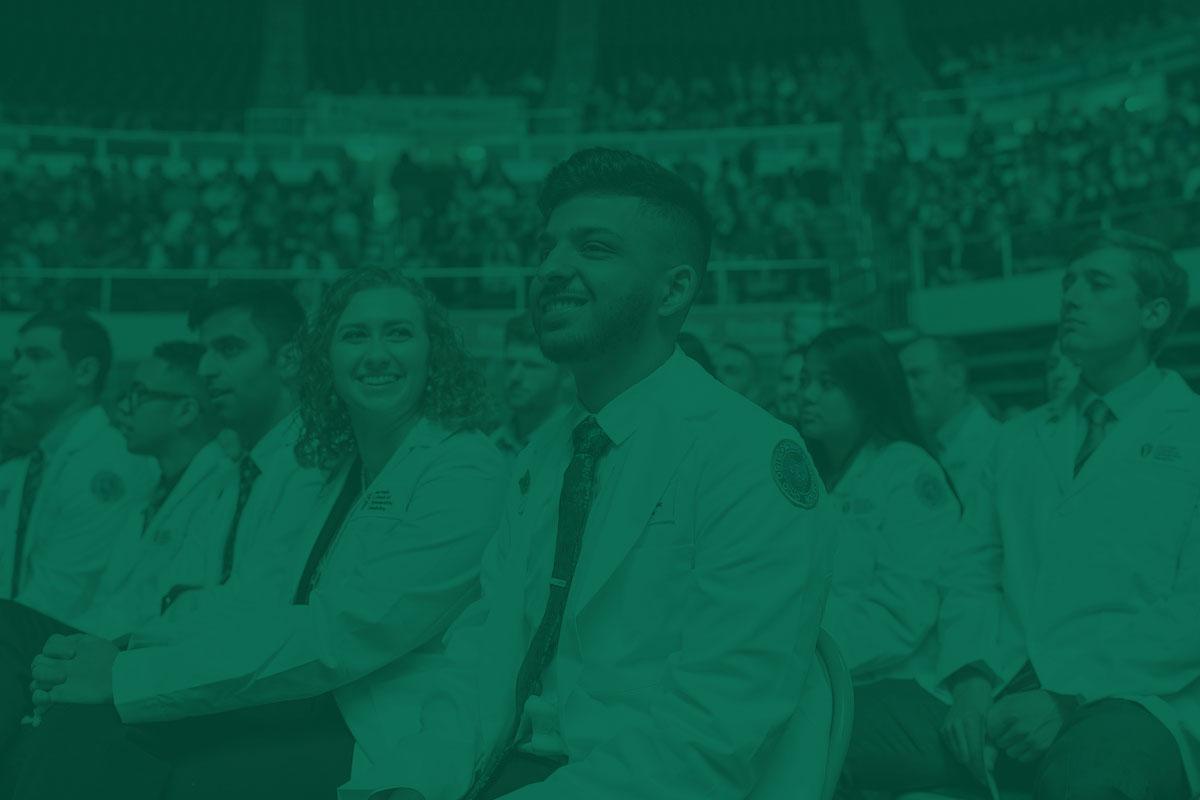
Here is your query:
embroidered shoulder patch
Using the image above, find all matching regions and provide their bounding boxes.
[771,440,819,510]
[91,471,125,503]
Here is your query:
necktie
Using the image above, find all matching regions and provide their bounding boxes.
[1074,398,1114,476]
[465,416,612,799]
[292,458,363,605]
[11,448,46,596]
[218,455,262,583]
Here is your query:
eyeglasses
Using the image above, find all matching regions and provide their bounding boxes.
[116,383,192,413]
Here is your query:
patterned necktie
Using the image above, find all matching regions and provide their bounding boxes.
[218,455,261,583]
[464,416,612,799]
[11,448,46,596]
[1074,398,1115,476]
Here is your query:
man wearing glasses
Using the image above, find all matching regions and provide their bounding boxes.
[0,338,228,758]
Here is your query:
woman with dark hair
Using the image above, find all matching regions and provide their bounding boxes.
[14,268,508,800]
[797,326,960,681]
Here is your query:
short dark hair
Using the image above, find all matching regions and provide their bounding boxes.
[19,310,112,397]
[502,313,539,349]
[151,340,205,376]
[187,282,306,356]
[538,148,713,277]
[1069,230,1190,357]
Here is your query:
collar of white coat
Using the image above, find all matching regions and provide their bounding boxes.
[563,348,705,448]
[935,395,986,452]
[38,404,109,459]
[830,437,884,498]
[1065,363,1166,423]
[247,410,304,470]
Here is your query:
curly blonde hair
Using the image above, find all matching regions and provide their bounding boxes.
[294,268,491,471]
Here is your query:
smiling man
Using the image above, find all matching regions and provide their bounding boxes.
[847,230,1199,800]
[347,147,836,800]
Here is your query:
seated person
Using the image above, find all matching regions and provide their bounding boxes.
[11,270,507,800]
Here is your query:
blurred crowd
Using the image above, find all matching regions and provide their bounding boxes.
[867,77,1200,285]
[583,49,889,132]
[929,7,1199,88]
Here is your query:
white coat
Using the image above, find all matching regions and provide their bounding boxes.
[823,440,960,686]
[72,440,234,639]
[938,371,1200,791]
[0,406,156,626]
[110,420,508,786]
[342,351,837,800]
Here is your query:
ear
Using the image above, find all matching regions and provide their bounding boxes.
[73,356,101,394]
[1141,296,1171,335]
[173,397,201,430]
[658,264,700,320]
[274,342,301,382]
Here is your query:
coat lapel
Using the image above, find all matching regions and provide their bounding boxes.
[1034,403,1075,498]
[1067,373,1194,498]
[566,413,697,617]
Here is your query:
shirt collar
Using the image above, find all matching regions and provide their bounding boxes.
[1075,364,1165,422]
[248,411,303,469]
[573,349,688,447]
[935,397,980,451]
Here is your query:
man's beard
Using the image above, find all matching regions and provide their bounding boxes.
[538,292,653,364]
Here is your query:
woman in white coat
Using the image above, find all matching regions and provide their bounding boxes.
[18,269,507,800]
[796,327,965,796]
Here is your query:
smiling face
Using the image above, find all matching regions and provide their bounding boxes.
[1059,247,1164,369]
[529,195,677,364]
[329,287,430,428]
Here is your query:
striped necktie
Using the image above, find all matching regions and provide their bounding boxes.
[464,416,612,799]
[218,455,262,583]
[1074,398,1114,476]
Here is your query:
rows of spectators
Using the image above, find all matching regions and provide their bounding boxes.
[928,6,1199,89]
[0,144,843,277]
[867,77,1200,285]
[583,49,889,132]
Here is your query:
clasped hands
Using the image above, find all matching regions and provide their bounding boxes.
[28,633,120,712]
[940,676,1069,785]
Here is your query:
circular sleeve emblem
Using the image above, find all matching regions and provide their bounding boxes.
[771,440,820,510]
[91,471,126,503]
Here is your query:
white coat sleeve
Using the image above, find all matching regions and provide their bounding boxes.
[935,439,1009,690]
[497,435,833,800]
[822,453,955,676]
[110,445,506,723]
[346,508,525,800]
[18,457,153,625]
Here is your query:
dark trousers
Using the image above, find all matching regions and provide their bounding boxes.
[0,599,78,755]
[5,693,354,800]
[841,678,1189,800]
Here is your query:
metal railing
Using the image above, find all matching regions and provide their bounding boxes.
[0,259,834,314]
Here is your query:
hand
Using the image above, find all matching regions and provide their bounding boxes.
[30,634,119,710]
[941,674,993,782]
[986,690,1065,764]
